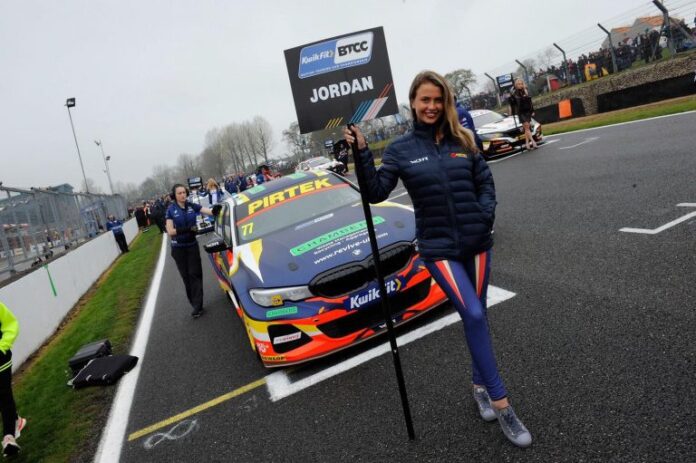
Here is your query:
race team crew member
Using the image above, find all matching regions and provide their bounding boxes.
[343,70,532,448]
[165,184,220,318]
[456,98,483,152]
[106,214,128,253]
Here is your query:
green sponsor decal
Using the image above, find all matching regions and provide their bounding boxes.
[246,185,266,195]
[266,306,298,318]
[290,216,385,256]
[286,172,308,180]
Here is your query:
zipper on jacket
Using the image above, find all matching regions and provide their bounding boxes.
[433,139,460,246]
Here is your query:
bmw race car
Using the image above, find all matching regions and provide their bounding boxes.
[204,170,447,367]
[471,109,543,159]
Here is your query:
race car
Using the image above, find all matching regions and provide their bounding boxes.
[203,170,447,367]
[296,156,347,175]
[471,109,543,159]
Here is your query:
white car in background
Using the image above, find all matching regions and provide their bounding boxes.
[296,156,347,175]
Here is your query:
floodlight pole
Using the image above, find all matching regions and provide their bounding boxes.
[65,98,90,193]
[347,123,415,441]
[597,23,619,73]
[484,73,502,107]
[553,43,570,84]
[95,140,115,195]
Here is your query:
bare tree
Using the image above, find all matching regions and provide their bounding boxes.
[81,177,103,194]
[152,164,177,194]
[536,47,557,71]
[114,181,140,203]
[283,121,304,159]
[252,116,274,164]
[177,153,199,179]
[240,121,260,167]
[444,69,477,100]
[139,177,160,200]
[199,145,227,180]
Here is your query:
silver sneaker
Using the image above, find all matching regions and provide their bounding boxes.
[494,405,532,448]
[472,386,496,422]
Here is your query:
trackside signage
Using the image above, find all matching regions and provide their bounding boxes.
[284,27,398,134]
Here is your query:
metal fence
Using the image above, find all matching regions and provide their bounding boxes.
[469,0,696,108]
[0,185,128,282]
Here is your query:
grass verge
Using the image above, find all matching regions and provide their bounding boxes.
[11,229,162,462]
[544,95,696,135]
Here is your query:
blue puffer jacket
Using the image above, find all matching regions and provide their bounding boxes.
[357,122,496,261]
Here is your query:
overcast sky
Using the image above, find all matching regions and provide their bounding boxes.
[1,0,664,192]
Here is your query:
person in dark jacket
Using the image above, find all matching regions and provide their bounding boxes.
[343,70,531,448]
[150,199,167,234]
[106,215,128,253]
[508,78,537,150]
[0,302,26,457]
[165,184,220,318]
[455,98,484,152]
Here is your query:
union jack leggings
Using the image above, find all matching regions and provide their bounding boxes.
[424,251,508,401]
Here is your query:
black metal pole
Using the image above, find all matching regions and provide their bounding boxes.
[66,104,90,194]
[347,123,415,441]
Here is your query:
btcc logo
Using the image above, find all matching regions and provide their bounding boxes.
[337,41,369,56]
[334,32,373,65]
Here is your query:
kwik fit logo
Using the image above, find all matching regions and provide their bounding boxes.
[349,278,402,310]
[298,32,373,79]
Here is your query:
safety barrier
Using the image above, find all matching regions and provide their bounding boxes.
[0,219,138,371]
[533,98,586,124]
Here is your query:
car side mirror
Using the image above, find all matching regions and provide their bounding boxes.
[204,238,228,254]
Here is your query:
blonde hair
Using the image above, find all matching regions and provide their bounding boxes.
[514,78,529,95]
[206,178,219,190]
[409,70,478,153]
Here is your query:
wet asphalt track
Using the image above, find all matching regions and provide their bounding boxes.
[117,112,695,462]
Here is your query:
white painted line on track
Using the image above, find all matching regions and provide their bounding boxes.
[620,210,696,234]
[545,110,696,138]
[559,136,599,150]
[487,150,526,164]
[265,285,516,402]
[94,235,168,463]
[389,191,409,200]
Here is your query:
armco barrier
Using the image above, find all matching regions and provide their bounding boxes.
[533,98,586,124]
[0,219,138,371]
[597,73,696,113]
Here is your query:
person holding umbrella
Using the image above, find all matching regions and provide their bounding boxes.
[343,70,532,448]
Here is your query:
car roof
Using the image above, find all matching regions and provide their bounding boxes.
[470,109,492,117]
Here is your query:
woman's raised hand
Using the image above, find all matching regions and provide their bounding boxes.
[343,125,367,150]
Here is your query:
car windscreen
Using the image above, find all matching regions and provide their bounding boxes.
[234,176,360,244]
[473,111,504,126]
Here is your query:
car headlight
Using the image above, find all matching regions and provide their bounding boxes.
[249,286,313,307]
[479,132,504,141]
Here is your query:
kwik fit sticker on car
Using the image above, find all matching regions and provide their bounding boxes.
[347,277,404,310]
[284,26,399,134]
